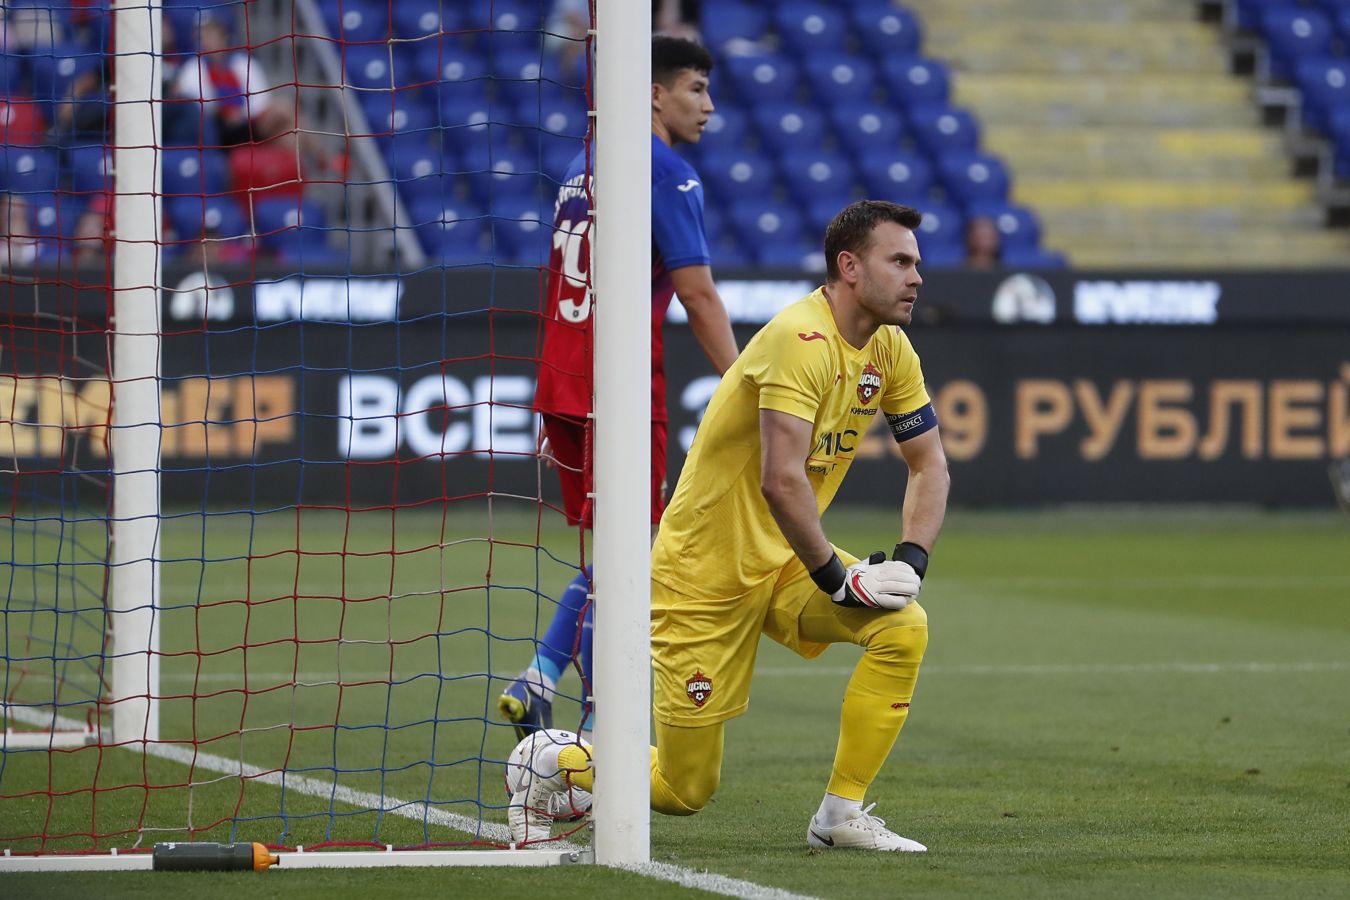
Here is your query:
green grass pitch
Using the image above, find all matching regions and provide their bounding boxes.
[3,505,1349,898]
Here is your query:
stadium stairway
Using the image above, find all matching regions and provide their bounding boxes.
[906,0,1350,267]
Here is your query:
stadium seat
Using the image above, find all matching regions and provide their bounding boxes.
[1337,8,1350,43]
[1294,58,1350,133]
[700,2,770,51]
[852,1,923,57]
[1001,245,1069,269]
[393,0,464,39]
[699,149,779,199]
[777,150,857,206]
[1259,7,1334,82]
[161,147,230,198]
[361,91,437,145]
[753,104,827,155]
[753,238,824,271]
[27,44,101,105]
[907,104,980,159]
[272,230,348,269]
[491,49,559,107]
[63,143,112,195]
[251,197,327,247]
[167,195,249,240]
[880,56,951,110]
[802,53,878,106]
[721,53,799,104]
[342,43,419,91]
[462,147,544,203]
[857,150,935,205]
[694,107,753,154]
[457,0,543,32]
[490,197,551,266]
[1,146,61,194]
[914,202,964,248]
[803,197,843,236]
[325,0,390,44]
[939,152,1011,208]
[831,102,906,156]
[1330,108,1350,178]
[967,201,1042,252]
[1,51,26,97]
[775,2,849,55]
[728,198,807,251]
[26,192,85,242]
[414,199,490,265]
[918,240,964,268]
[416,40,487,92]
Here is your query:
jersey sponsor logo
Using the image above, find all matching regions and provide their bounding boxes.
[849,406,878,417]
[856,362,882,406]
[890,702,910,710]
[797,331,827,342]
[675,179,700,192]
[686,671,713,708]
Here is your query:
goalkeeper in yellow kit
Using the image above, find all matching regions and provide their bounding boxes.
[509,200,950,851]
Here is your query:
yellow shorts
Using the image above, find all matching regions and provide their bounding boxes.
[651,548,927,727]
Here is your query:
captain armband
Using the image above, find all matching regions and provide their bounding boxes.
[885,403,938,443]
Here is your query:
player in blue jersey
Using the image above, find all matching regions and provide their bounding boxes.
[501,37,739,744]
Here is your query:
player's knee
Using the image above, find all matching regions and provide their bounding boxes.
[864,622,928,668]
[666,761,721,814]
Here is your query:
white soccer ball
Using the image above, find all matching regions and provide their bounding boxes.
[505,728,593,822]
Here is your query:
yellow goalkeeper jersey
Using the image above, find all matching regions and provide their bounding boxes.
[651,287,931,599]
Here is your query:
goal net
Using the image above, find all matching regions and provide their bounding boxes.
[1,0,649,869]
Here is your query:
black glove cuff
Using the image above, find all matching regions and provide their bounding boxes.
[892,542,929,580]
[809,553,847,595]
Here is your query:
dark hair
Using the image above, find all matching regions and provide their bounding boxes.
[652,36,713,87]
[823,200,923,282]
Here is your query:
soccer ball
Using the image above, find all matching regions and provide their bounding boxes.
[504,728,593,822]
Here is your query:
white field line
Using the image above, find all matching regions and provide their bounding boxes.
[157,659,1350,685]
[4,710,819,899]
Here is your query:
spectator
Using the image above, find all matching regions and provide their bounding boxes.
[545,0,589,81]
[654,0,701,40]
[963,215,1001,269]
[53,58,109,149]
[173,13,295,148]
[0,194,37,270]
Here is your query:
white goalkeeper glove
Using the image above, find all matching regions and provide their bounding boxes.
[809,543,929,610]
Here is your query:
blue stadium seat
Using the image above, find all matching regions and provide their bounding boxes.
[273,230,348,269]
[1260,7,1334,82]
[28,44,101,104]
[939,151,1011,208]
[252,197,328,246]
[491,49,558,107]
[1337,8,1350,43]
[325,0,390,44]
[414,199,490,265]
[803,197,843,236]
[914,202,964,249]
[490,197,551,266]
[918,240,964,268]
[361,90,437,144]
[852,1,923,57]
[393,0,464,39]
[753,238,824,271]
[1330,108,1350,178]
[458,0,544,32]
[728,198,806,251]
[1,146,60,194]
[754,103,826,155]
[832,102,906,156]
[881,56,950,110]
[908,104,980,159]
[167,195,249,240]
[699,149,779,199]
[65,144,113,194]
[778,150,857,206]
[857,150,935,204]
[462,147,544,202]
[27,192,85,242]
[968,201,1042,252]
[417,39,488,88]
[1001,246,1068,269]
[1294,58,1350,133]
[775,2,849,54]
[802,53,878,105]
[0,51,26,97]
[700,2,770,51]
[542,141,584,181]
[342,43,419,90]
[721,53,799,104]
[694,107,752,154]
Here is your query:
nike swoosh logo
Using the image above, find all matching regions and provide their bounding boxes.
[676,179,700,192]
[798,331,826,342]
[810,828,835,847]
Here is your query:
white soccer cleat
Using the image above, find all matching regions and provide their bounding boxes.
[505,728,592,844]
[806,803,928,852]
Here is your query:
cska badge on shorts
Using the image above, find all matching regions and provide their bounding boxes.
[856,362,882,406]
[686,671,713,708]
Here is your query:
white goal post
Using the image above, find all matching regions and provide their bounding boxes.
[1,0,651,871]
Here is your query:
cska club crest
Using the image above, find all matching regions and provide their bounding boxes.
[856,363,882,406]
[686,671,713,708]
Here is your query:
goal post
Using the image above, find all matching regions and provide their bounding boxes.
[1,0,652,871]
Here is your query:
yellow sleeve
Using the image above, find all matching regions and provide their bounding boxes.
[880,328,931,415]
[742,321,832,423]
